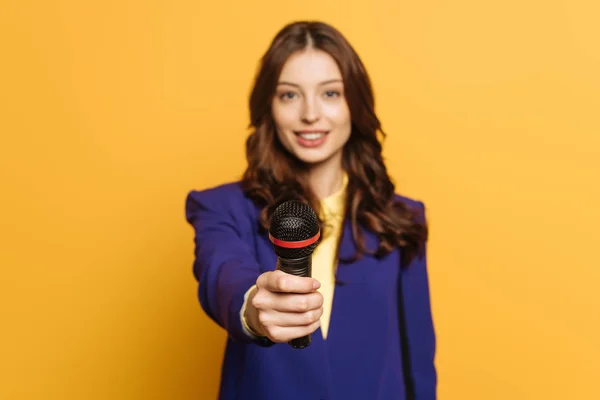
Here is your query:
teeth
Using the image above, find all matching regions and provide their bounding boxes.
[299,132,325,140]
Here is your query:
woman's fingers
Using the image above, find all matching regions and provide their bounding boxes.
[258,307,324,328]
[262,320,321,343]
[257,270,320,294]
[252,290,324,313]
[252,270,325,343]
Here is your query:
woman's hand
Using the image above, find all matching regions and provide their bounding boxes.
[244,270,323,343]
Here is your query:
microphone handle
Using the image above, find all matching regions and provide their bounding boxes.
[276,255,313,349]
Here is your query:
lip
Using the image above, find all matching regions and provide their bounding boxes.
[294,130,329,134]
[293,130,329,148]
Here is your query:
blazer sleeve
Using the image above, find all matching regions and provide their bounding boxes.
[185,188,274,347]
[400,200,437,399]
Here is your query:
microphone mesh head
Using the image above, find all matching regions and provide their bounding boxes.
[269,200,320,259]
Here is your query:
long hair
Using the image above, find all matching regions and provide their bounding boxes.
[241,21,427,267]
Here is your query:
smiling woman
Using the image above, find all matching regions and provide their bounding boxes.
[185,20,436,400]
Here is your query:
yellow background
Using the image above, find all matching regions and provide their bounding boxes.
[1,1,599,399]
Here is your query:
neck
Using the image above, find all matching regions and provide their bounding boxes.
[306,154,344,200]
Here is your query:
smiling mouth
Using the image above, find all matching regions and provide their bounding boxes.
[294,131,329,140]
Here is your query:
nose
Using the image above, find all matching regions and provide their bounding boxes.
[301,97,321,123]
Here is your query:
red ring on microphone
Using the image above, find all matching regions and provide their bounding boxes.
[269,231,320,248]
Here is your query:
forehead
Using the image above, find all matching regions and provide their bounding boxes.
[278,48,342,84]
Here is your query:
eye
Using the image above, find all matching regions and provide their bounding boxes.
[324,90,340,98]
[279,91,297,100]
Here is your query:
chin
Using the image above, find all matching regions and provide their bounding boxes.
[291,148,336,165]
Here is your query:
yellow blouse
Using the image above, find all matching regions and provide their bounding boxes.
[311,172,347,339]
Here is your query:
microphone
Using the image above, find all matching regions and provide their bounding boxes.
[268,200,321,349]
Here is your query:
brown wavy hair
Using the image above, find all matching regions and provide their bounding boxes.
[241,21,427,267]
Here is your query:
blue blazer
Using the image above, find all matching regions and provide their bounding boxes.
[185,181,437,400]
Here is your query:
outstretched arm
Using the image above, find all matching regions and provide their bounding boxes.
[185,188,268,345]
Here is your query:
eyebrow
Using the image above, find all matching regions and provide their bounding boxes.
[277,79,343,87]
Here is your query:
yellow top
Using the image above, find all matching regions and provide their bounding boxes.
[311,172,347,339]
[241,173,348,340]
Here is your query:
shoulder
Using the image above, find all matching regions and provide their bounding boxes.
[187,180,245,203]
[393,193,423,209]
[393,193,427,223]
[393,193,426,213]
[185,180,257,223]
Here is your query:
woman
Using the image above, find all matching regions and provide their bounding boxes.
[185,21,436,400]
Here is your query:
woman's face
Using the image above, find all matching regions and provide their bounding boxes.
[271,48,352,166]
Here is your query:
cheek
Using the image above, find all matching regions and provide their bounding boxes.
[325,103,351,133]
[272,104,297,132]
[271,105,295,151]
